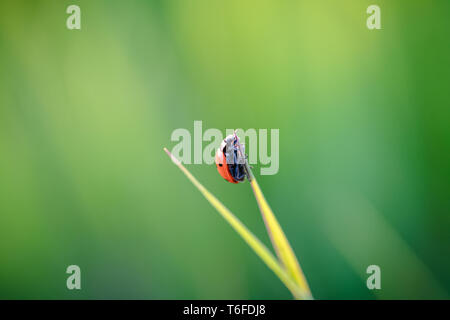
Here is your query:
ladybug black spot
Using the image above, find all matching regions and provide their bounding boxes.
[218,164,223,167]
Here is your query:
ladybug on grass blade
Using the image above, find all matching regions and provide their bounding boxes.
[215,133,251,183]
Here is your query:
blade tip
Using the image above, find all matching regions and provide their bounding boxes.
[163,147,181,165]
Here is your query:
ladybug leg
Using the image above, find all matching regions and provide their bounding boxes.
[228,149,246,182]
[233,164,240,179]
[231,163,246,182]
[238,165,247,181]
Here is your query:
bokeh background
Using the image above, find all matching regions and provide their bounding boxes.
[0,0,449,299]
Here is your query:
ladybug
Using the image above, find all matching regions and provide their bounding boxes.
[215,133,248,183]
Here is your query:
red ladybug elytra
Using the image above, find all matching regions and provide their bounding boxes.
[215,133,248,183]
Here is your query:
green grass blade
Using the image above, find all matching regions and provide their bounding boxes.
[249,177,313,299]
[163,147,308,299]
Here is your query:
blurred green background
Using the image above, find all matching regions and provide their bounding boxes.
[0,0,449,299]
